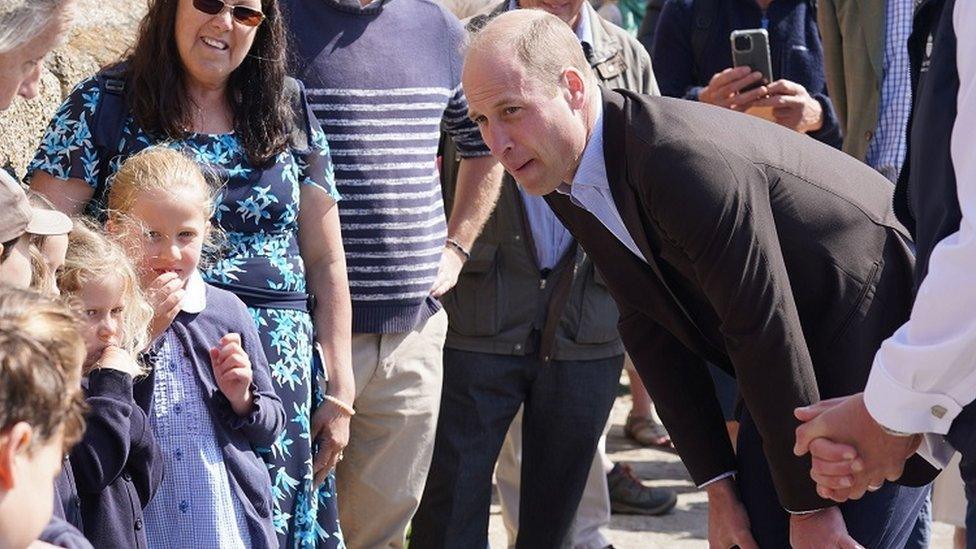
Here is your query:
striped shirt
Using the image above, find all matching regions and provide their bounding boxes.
[284,0,490,333]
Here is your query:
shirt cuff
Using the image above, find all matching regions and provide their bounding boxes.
[697,470,736,489]
[785,507,827,515]
[864,356,965,435]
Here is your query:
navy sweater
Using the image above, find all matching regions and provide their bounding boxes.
[283,0,491,333]
[72,368,162,549]
[146,283,285,548]
[651,0,842,148]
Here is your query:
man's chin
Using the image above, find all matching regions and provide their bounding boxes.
[512,175,559,196]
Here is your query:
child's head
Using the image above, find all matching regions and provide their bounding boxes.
[57,221,153,373]
[0,171,71,289]
[107,146,215,288]
[0,287,86,548]
[26,192,70,296]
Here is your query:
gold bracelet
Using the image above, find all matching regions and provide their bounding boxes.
[324,394,355,416]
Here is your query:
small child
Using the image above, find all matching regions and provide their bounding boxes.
[27,191,71,296]
[107,146,285,549]
[58,221,163,549]
[0,170,71,288]
[0,287,87,549]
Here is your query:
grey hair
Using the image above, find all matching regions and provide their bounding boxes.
[0,0,73,54]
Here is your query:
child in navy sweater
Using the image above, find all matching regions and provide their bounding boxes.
[58,221,162,549]
[106,146,285,548]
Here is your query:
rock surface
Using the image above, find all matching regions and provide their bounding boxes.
[0,0,145,176]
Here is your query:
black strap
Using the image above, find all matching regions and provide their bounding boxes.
[283,76,309,152]
[89,64,130,221]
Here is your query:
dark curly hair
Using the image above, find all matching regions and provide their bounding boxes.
[123,0,291,166]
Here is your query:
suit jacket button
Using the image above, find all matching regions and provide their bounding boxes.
[134,519,143,530]
[121,472,131,482]
[931,405,947,419]
[864,130,874,141]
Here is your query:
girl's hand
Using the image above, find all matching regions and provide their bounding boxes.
[209,333,254,416]
[96,345,142,378]
[146,272,184,340]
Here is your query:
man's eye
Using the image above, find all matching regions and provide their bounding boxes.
[85,310,98,318]
[504,106,521,115]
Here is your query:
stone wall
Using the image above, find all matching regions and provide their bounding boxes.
[0,0,146,176]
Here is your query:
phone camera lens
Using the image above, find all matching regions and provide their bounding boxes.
[734,35,752,51]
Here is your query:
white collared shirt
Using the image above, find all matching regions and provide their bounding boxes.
[863,2,976,467]
[180,270,207,314]
[556,100,647,264]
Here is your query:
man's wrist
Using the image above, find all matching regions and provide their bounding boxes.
[445,238,470,262]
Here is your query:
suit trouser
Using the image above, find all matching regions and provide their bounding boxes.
[496,408,613,549]
[736,407,930,548]
[411,349,623,549]
[946,400,976,548]
[336,309,448,549]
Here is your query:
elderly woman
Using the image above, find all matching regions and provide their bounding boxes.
[0,0,73,111]
[28,0,353,547]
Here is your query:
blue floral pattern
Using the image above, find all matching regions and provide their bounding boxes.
[29,76,344,549]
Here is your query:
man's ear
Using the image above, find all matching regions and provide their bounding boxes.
[0,423,32,491]
[561,68,588,110]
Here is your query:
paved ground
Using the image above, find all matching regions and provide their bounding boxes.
[486,381,956,548]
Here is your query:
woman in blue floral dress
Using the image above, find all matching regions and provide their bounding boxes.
[28,0,355,547]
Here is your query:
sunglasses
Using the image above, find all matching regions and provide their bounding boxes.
[192,0,265,27]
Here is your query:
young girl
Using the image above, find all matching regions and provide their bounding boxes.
[107,146,285,549]
[27,191,71,296]
[57,221,162,549]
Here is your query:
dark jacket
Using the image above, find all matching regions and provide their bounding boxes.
[72,369,162,549]
[147,283,285,548]
[894,0,957,286]
[545,88,937,511]
[651,0,842,148]
[38,460,91,548]
[440,1,656,361]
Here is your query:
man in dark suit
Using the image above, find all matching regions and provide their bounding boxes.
[461,9,935,548]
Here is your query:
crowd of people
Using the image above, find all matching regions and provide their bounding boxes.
[0,0,972,548]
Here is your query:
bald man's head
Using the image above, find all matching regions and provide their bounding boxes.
[461,10,599,197]
[466,9,596,96]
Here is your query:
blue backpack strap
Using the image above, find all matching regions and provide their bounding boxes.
[87,64,129,221]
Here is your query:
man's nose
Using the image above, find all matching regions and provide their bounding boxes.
[17,63,43,101]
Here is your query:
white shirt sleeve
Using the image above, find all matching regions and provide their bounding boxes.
[864,1,976,437]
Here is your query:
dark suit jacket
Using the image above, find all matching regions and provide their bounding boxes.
[546,88,935,511]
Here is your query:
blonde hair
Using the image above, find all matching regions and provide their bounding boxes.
[467,9,597,95]
[56,220,153,375]
[0,286,87,450]
[108,146,216,223]
[107,146,220,268]
[26,192,65,295]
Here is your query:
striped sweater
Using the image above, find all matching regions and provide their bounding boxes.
[284,0,491,333]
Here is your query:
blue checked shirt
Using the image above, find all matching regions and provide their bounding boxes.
[143,274,252,548]
[865,0,914,183]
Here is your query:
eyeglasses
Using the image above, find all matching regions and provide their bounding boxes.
[192,0,265,27]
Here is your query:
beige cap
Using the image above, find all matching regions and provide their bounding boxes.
[0,170,72,243]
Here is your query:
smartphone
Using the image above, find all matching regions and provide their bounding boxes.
[730,29,773,92]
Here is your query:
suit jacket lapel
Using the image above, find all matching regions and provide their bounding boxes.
[601,88,657,269]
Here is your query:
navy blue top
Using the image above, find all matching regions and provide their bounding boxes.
[144,282,285,548]
[72,368,163,549]
[651,0,842,148]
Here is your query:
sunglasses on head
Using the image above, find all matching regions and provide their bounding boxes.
[192,0,265,27]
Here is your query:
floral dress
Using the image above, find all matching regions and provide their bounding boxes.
[29,76,345,549]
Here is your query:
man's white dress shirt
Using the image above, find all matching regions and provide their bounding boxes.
[864,2,976,466]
